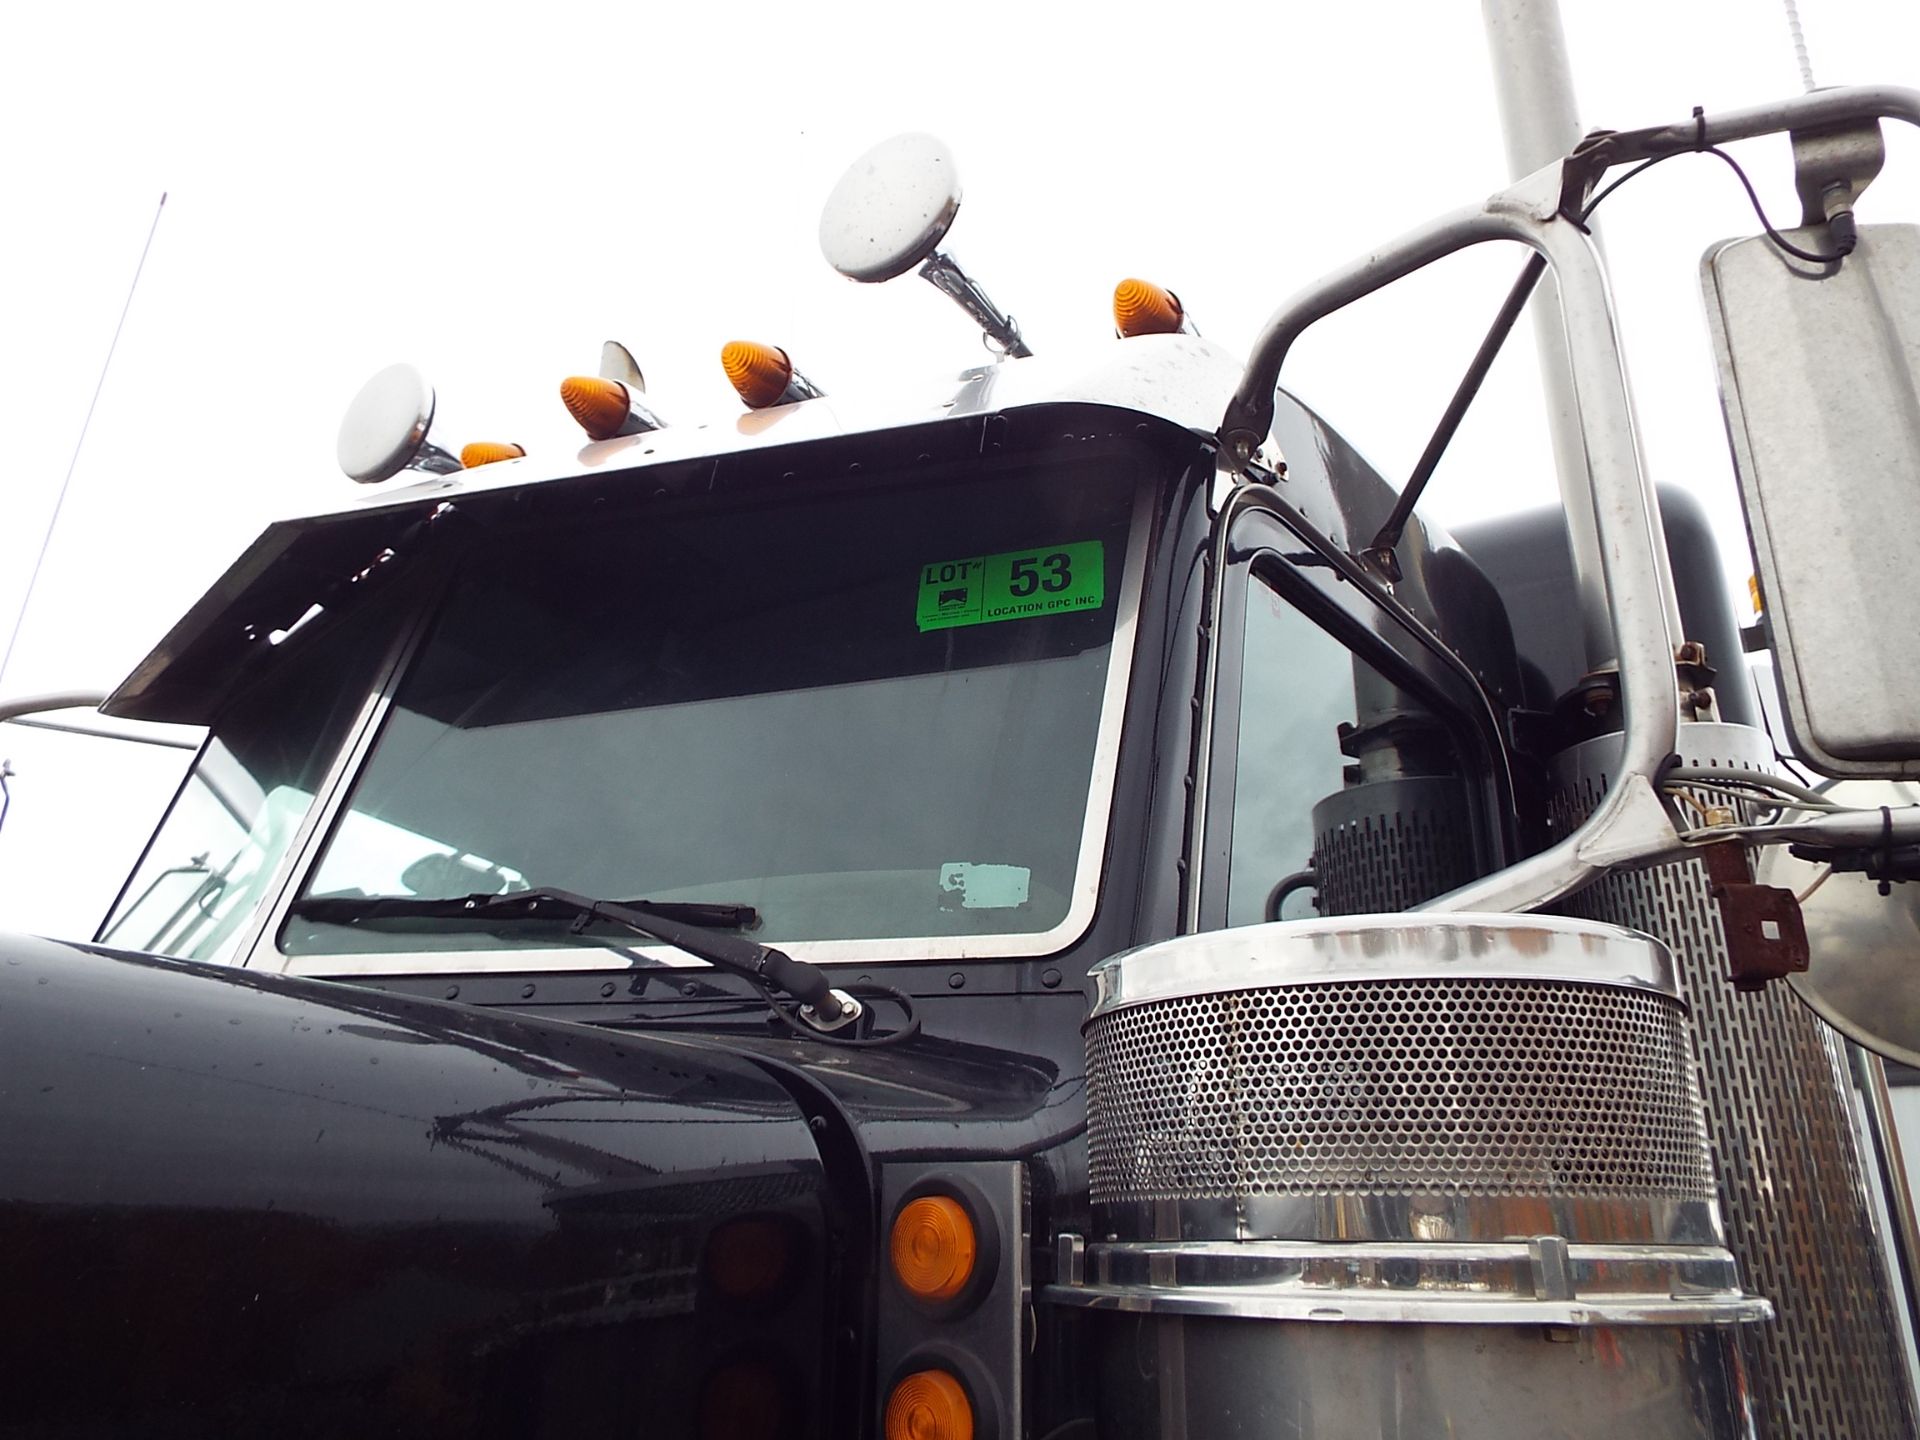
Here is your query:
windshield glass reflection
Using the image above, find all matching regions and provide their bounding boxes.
[286,463,1137,957]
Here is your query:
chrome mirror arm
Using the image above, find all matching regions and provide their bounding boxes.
[1221,84,1920,915]
[917,251,1032,358]
[1593,84,1920,169]
[1219,165,1683,914]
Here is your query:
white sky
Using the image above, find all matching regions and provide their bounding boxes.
[2,0,1916,940]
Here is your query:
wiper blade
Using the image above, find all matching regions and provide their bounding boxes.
[291,892,758,929]
[288,887,860,1032]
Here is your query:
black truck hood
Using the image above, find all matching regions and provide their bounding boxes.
[0,932,843,1437]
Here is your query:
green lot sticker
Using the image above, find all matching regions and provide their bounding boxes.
[916,540,1105,632]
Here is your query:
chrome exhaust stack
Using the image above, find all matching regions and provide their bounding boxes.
[1051,914,1768,1439]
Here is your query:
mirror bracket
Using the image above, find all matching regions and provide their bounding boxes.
[917,252,1032,359]
[1790,117,1885,228]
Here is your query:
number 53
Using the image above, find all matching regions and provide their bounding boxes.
[1008,552,1073,596]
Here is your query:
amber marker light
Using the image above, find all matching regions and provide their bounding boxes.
[460,441,525,468]
[1112,277,1185,337]
[891,1194,977,1304]
[560,375,634,440]
[721,340,800,409]
[885,1368,974,1440]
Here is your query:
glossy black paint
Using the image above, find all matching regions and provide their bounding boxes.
[1455,483,1759,728]
[0,934,843,1438]
[363,964,1100,1437]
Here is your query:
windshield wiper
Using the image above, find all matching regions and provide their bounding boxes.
[292,892,759,930]
[288,887,861,1032]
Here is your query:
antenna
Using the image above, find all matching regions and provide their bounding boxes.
[1782,0,1818,92]
[0,191,168,694]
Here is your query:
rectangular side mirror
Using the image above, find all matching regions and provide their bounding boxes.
[1702,223,1920,776]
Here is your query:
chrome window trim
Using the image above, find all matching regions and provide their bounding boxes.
[258,474,1156,977]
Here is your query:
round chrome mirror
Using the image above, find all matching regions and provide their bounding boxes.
[1755,780,1920,1066]
[337,363,437,484]
[819,133,961,283]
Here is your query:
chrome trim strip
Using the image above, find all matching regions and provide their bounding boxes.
[1065,1236,1757,1289]
[1045,1236,1770,1326]
[1093,1193,1725,1250]
[1089,913,1678,1021]
[267,475,1156,976]
[1043,1291,1768,1328]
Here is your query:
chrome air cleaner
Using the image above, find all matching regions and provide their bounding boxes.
[1052,914,1768,1440]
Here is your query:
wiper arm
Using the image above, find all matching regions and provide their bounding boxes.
[292,892,759,930]
[289,887,861,1033]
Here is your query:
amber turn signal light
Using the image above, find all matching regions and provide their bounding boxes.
[884,1368,974,1440]
[460,441,525,468]
[560,375,634,440]
[891,1194,977,1303]
[1112,277,1185,337]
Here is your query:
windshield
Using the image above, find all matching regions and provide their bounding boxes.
[282,459,1142,965]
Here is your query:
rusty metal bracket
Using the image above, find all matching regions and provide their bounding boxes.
[1674,640,1719,722]
[1700,841,1810,990]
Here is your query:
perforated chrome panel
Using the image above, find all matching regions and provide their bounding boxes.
[1311,777,1474,916]
[1552,725,1915,1439]
[1086,976,1714,1205]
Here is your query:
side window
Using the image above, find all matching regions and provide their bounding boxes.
[1227,575,1479,924]
[99,600,402,963]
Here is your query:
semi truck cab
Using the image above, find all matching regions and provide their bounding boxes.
[9,87,1920,1440]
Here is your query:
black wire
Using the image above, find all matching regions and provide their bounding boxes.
[1575,137,1853,266]
[1581,155,1675,220]
[1394,128,1843,570]
[1702,146,1853,263]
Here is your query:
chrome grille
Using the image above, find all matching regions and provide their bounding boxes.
[1086,975,1716,1205]
[1552,724,1916,1438]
